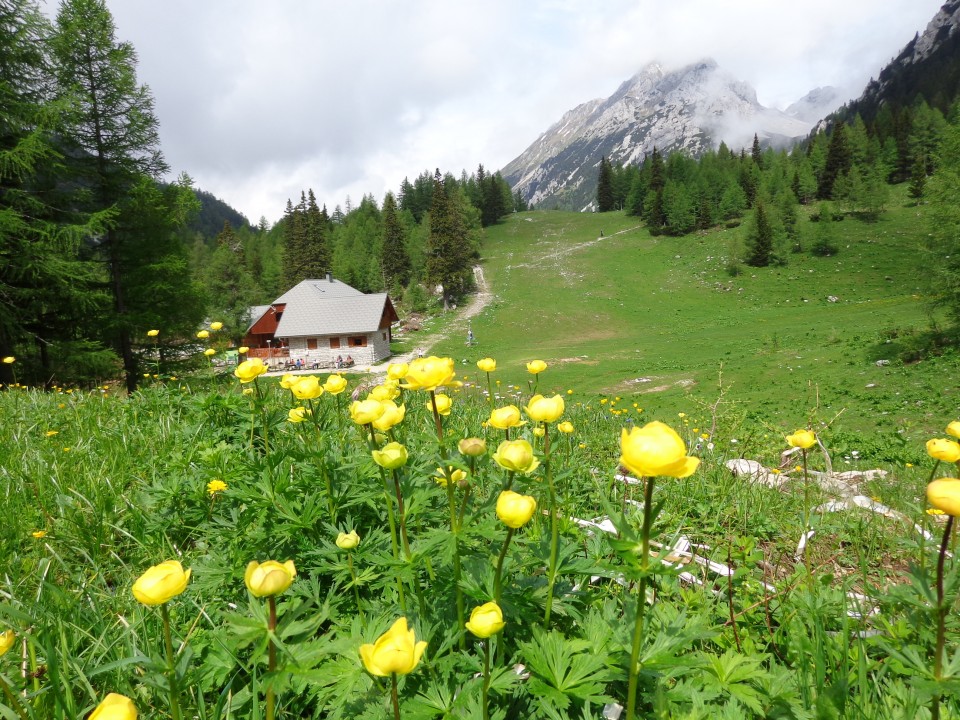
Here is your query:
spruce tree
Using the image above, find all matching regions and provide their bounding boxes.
[303,188,331,277]
[596,156,615,211]
[909,154,927,202]
[380,192,411,290]
[818,122,852,199]
[745,200,774,267]
[425,170,473,310]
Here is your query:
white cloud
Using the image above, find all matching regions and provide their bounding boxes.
[57,0,947,223]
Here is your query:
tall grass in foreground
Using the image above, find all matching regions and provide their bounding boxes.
[0,364,957,719]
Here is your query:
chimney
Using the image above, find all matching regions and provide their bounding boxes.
[326,271,333,283]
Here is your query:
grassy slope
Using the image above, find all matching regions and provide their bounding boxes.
[431,185,960,440]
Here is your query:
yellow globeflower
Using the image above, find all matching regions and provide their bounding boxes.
[526,360,547,375]
[209,321,223,331]
[238,346,249,354]
[2,356,14,364]
[234,358,268,383]
[89,693,137,720]
[928,438,960,463]
[786,429,817,450]
[359,618,427,676]
[948,421,960,439]
[372,441,408,470]
[336,530,360,550]
[927,478,960,516]
[386,362,409,380]
[370,382,400,402]
[524,394,565,423]
[291,375,324,400]
[196,330,210,339]
[401,356,456,391]
[0,628,13,657]
[557,421,574,434]
[278,373,297,389]
[132,560,191,606]
[620,421,700,478]
[434,466,467,487]
[488,405,525,430]
[496,490,537,528]
[350,399,385,425]
[430,394,453,416]
[477,357,497,373]
[244,560,297,597]
[465,601,505,638]
[203,348,216,357]
[458,437,487,457]
[323,374,348,395]
[288,406,310,423]
[372,400,405,431]
[146,329,159,337]
[492,439,540,475]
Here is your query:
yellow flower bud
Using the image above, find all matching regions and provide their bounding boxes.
[359,618,427,676]
[370,383,400,402]
[948,421,960,439]
[196,330,210,339]
[288,406,310,423]
[496,490,537,528]
[132,560,191,606]
[336,530,361,550]
[244,560,297,597]
[238,346,249,354]
[146,329,159,337]
[458,437,487,457]
[477,357,497,373]
[203,348,216,357]
[465,601,505,638]
[524,394,565,423]
[209,321,223,331]
[557,421,574,434]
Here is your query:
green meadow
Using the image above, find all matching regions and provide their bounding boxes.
[433,184,958,445]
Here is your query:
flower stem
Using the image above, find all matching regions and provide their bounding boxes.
[485,372,495,411]
[161,603,182,720]
[543,422,559,628]
[347,552,364,621]
[493,528,516,605]
[626,475,655,720]
[391,469,412,559]
[390,673,401,720]
[0,676,28,720]
[931,514,954,720]
[267,596,277,720]
[801,448,810,571]
[481,639,492,720]
[366,424,406,611]
[432,392,465,645]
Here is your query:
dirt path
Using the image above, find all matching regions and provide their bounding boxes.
[368,265,492,371]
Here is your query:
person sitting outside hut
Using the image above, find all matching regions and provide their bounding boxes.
[336,355,343,369]
[345,354,354,366]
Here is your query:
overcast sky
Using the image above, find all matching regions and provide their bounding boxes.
[54,0,947,225]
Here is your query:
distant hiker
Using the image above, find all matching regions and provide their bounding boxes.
[467,329,475,345]
[600,229,604,237]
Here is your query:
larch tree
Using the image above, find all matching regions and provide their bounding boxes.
[52,0,196,393]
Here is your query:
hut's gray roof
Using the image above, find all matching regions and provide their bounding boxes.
[273,279,390,337]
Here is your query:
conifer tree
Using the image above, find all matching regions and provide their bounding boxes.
[751,133,763,167]
[909,154,927,202]
[380,192,411,290]
[426,170,473,310]
[596,156,615,211]
[745,200,774,267]
[52,0,199,393]
[302,188,331,278]
[818,122,852,199]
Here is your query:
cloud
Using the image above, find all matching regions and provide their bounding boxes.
[60,0,946,223]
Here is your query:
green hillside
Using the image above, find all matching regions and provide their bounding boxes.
[431,184,959,439]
